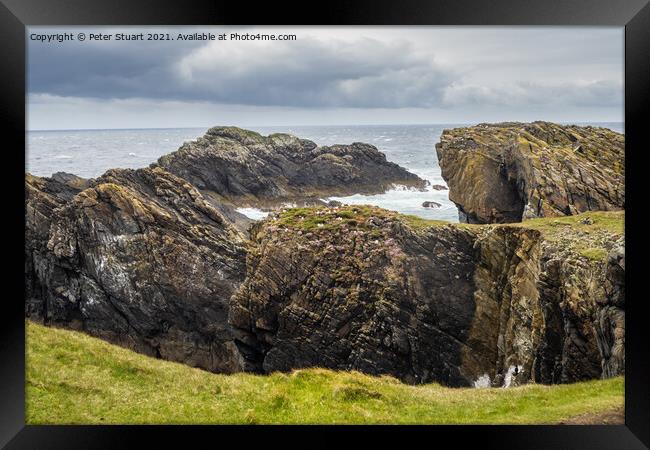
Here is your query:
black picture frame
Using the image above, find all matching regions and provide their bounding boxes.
[2,0,648,447]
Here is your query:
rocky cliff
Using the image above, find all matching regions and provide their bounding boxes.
[156,126,426,207]
[25,123,624,388]
[230,206,624,386]
[25,126,426,374]
[435,122,624,224]
[26,167,247,372]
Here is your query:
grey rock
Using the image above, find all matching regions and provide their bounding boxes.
[25,168,248,373]
[156,126,426,207]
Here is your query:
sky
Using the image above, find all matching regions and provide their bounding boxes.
[27,26,624,130]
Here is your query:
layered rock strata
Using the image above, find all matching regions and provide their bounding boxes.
[230,206,624,386]
[25,168,247,372]
[25,124,624,388]
[156,126,426,207]
[435,122,624,223]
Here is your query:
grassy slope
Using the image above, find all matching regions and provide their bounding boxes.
[26,321,623,425]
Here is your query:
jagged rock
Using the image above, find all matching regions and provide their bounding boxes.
[422,201,442,208]
[431,184,448,191]
[435,122,624,223]
[25,167,248,372]
[156,126,426,207]
[25,125,624,389]
[50,171,91,190]
[230,206,625,386]
[597,245,625,378]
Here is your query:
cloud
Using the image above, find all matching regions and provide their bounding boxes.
[26,26,624,127]
[29,32,456,108]
[442,79,623,108]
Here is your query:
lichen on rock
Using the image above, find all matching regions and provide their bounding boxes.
[229,206,624,386]
[435,121,624,224]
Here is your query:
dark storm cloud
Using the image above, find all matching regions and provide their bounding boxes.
[27,26,624,129]
[28,30,455,108]
[28,28,198,100]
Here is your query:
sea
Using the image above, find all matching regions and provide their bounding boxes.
[26,123,624,222]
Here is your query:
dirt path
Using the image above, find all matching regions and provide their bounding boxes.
[559,407,624,425]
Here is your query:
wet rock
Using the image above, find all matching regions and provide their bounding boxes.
[156,126,427,207]
[422,201,442,208]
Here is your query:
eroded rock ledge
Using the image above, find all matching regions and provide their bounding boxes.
[156,126,426,208]
[230,206,624,386]
[435,122,624,224]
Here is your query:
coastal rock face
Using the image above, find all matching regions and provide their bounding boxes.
[435,122,624,224]
[25,167,248,372]
[230,206,624,386]
[24,127,425,374]
[25,124,624,389]
[230,207,479,386]
[156,126,426,207]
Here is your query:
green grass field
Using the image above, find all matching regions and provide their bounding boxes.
[26,321,624,424]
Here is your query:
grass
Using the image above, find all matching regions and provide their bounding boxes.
[273,205,400,232]
[26,321,624,425]
[511,210,624,236]
[274,205,625,236]
[579,247,609,262]
[273,205,460,233]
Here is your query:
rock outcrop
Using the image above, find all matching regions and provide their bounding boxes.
[435,122,624,224]
[24,126,426,375]
[230,206,624,386]
[24,124,624,389]
[25,167,248,372]
[156,126,426,207]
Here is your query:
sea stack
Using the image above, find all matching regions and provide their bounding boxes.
[435,122,624,224]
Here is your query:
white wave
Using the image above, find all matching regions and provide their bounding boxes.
[474,374,491,388]
[503,365,522,388]
[236,207,269,221]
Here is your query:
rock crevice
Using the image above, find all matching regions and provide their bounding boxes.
[228,206,624,387]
